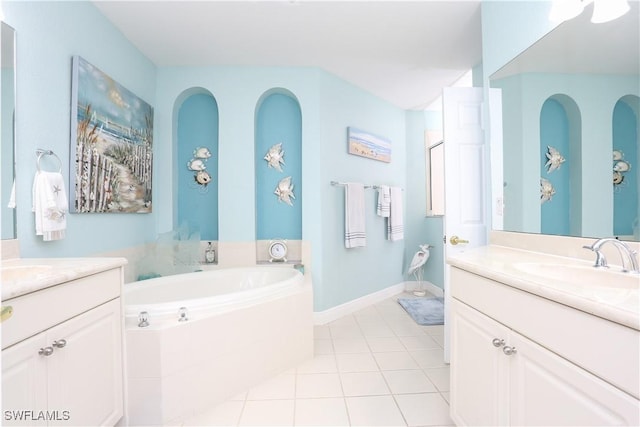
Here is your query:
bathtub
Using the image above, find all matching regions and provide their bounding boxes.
[123,266,313,426]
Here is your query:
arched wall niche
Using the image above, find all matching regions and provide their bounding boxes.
[539,94,582,236]
[173,87,219,241]
[613,94,639,238]
[254,88,302,247]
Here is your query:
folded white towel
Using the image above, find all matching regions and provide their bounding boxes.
[344,182,366,248]
[376,185,390,217]
[387,186,404,241]
[32,171,68,241]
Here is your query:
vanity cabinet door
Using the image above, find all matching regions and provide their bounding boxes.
[1,333,49,426]
[46,299,123,427]
[509,330,640,426]
[450,298,510,426]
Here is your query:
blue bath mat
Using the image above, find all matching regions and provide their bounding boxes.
[397,297,444,326]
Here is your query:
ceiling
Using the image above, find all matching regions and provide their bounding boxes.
[92,0,482,111]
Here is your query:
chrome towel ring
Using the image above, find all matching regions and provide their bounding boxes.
[36,149,62,173]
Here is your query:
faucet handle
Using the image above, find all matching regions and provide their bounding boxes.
[583,245,608,268]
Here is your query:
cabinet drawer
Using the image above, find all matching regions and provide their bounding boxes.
[2,268,121,349]
[451,267,640,399]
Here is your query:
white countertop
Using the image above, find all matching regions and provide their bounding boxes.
[1,257,128,300]
[447,245,640,331]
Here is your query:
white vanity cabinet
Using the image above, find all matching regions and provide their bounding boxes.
[1,266,125,426]
[450,266,640,427]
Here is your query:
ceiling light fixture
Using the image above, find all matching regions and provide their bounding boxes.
[549,0,585,23]
[591,0,630,23]
[549,0,630,23]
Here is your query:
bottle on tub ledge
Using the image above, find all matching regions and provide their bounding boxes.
[204,242,216,264]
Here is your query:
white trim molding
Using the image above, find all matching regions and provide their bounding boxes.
[313,281,443,325]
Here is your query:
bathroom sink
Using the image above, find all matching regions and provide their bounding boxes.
[1,265,53,282]
[513,262,640,289]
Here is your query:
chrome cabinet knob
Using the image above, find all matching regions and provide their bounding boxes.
[38,347,54,356]
[492,338,505,347]
[52,339,67,348]
[503,346,517,356]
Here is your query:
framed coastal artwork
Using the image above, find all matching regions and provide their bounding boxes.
[69,56,154,213]
[347,127,391,163]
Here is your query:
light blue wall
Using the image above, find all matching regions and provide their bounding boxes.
[155,66,417,311]
[405,111,444,289]
[3,1,157,257]
[613,100,638,236]
[255,91,302,240]
[177,92,219,240]
[540,98,570,235]
[5,1,435,312]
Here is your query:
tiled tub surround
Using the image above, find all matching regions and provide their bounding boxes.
[448,243,639,426]
[96,240,310,283]
[124,266,314,426]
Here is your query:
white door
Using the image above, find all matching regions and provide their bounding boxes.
[442,87,489,362]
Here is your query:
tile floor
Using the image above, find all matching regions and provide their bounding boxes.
[181,291,452,426]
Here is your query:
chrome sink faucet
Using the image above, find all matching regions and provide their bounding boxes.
[583,238,639,274]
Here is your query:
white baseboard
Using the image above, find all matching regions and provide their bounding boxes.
[313,283,405,325]
[313,281,445,325]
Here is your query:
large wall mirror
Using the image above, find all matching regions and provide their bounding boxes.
[490,2,639,241]
[1,22,16,240]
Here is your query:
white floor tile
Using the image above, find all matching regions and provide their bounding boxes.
[366,336,406,352]
[314,339,334,355]
[336,352,379,373]
[441,392,450,403]
[340,372,390,397]
[330,326,362,339]
[183,401,244,426]
[345,395,406,426]
[229,391,247,401]
[359,323,396,338]
[410,349,447,369]
[389,322,427,337]
[431,334,445,347]
[400,335,441,350]
[247,373,296,400]
[421,325,444,335]
[423,366,450,392]
[294,398,350,426]
[296,373,343,398]
[374,351,420,370]
[296,354,338,374]
[314,325,331,340]
[332,337,370,354]
[394,392,453,426]
[382,370,438,394]
[238,399,295,426]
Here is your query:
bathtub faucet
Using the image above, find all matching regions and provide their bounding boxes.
[138,311,150,328]
[583,238,639,273]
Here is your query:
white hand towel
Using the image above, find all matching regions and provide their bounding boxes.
[376,185,390,217]
[344,182,366,248]
[32,171,68,241]
[387,186,404,241]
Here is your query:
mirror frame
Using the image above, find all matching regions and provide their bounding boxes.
[1,21,17,240]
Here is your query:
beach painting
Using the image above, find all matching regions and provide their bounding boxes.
[347,127,391,163]
[70,56,153,213]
